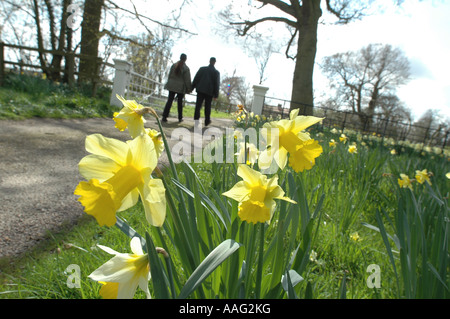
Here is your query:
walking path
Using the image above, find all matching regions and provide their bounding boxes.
[0,116,234,260]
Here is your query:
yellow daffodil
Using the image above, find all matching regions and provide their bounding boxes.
[113,95,147,138]
[145,128,164,159]
[398,173,413,190]
[259,109,323,173]
[236,104,245,115]
[348,144,357,154]
[390,149,397,155]
[89,237,151,299]
[74,133,166,227]
[350,232,360,242]
[415,169,432,185]
[236,142,259,165]
[329,139,337,148]
[339,134,348,143]
[446,172,450,179]
[309,250,318,262]
[222,165,296,224]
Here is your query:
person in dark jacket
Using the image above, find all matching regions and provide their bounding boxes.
[191,57,220,126]
[162,53,192,123]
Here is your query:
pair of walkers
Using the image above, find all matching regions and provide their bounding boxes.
[162,54,220,126]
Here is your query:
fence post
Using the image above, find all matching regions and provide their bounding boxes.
[110,59,132,107]
[66,51,75,87]
[0,42,4,86]
[251,84,269,115]
[442,130,449,152]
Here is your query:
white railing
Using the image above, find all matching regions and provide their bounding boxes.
[109,59,165,108]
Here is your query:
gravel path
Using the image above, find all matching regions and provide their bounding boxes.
[0,117,233,260]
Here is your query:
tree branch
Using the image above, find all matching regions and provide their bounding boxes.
[105,0,196,35]
[255,0,297,17]
[285,27,297,60]
[325,0,365,24]
[231,16,297,35]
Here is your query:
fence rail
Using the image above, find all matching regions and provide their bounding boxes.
[0,42,114,93]
[263,95,449,149]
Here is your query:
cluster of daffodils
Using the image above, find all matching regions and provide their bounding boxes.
[398,169,432,190]
[327,133,358,154]
[224,109,324,224]
[234,105,269,129]
[328,126,450,159]
[74,95,166,299]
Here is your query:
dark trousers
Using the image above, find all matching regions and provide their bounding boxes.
[194,92,212,124]
[163,91,184,120]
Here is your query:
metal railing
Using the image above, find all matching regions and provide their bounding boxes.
[263,95,449,149]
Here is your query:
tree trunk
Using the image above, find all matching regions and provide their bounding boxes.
[49,0,70,81]
[290,0,321,115]
[32,0,48,76]
[78,0,104,84]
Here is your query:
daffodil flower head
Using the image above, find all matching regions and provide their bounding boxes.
[236,142,259,165]
[74,133,166,227]
[350,232,360,242]
[415,169,432,185]
[89,237,151,299]
[113,95,147,138]
[259,109,323,173]
[398,173,413,190]
[329,139,337,148]
[348,144,357,154]
[339,134,348,143]
[222,165,296,224]
[145,128,164,159]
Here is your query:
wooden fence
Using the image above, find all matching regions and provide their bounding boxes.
[0,42,114,95]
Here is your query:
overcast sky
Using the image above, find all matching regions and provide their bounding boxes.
[139,0,450,121]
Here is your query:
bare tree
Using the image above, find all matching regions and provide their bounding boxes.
[220,70,251,106]
[321,43,411,125]
[220,0,374,115]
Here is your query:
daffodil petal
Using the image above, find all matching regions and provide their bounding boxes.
[289,108,300,120]
[117,188,139,212]
[97,244,120,256]
[274,147,288,170]
[292,116,323,134]
[130,236,144,256]
[78,155,121,182]
[140,178,166,227]
[127,134,157,171]
[222,181,251,202]
[89,254,145,284]
[237,164,262,187]
[85,134,128,167]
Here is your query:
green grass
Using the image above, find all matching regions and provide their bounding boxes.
[1,125,448,299]
[0,73,232,120]
[0,73,115,120]
[0,74,448,299]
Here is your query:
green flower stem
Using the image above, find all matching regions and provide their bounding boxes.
[255,222,265,299]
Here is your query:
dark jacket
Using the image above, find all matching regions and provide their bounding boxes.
[192,65,220,98]
[164,62,192,94]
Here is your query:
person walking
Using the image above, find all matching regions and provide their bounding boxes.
[162,53,192,123]
[191,57,220,126]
